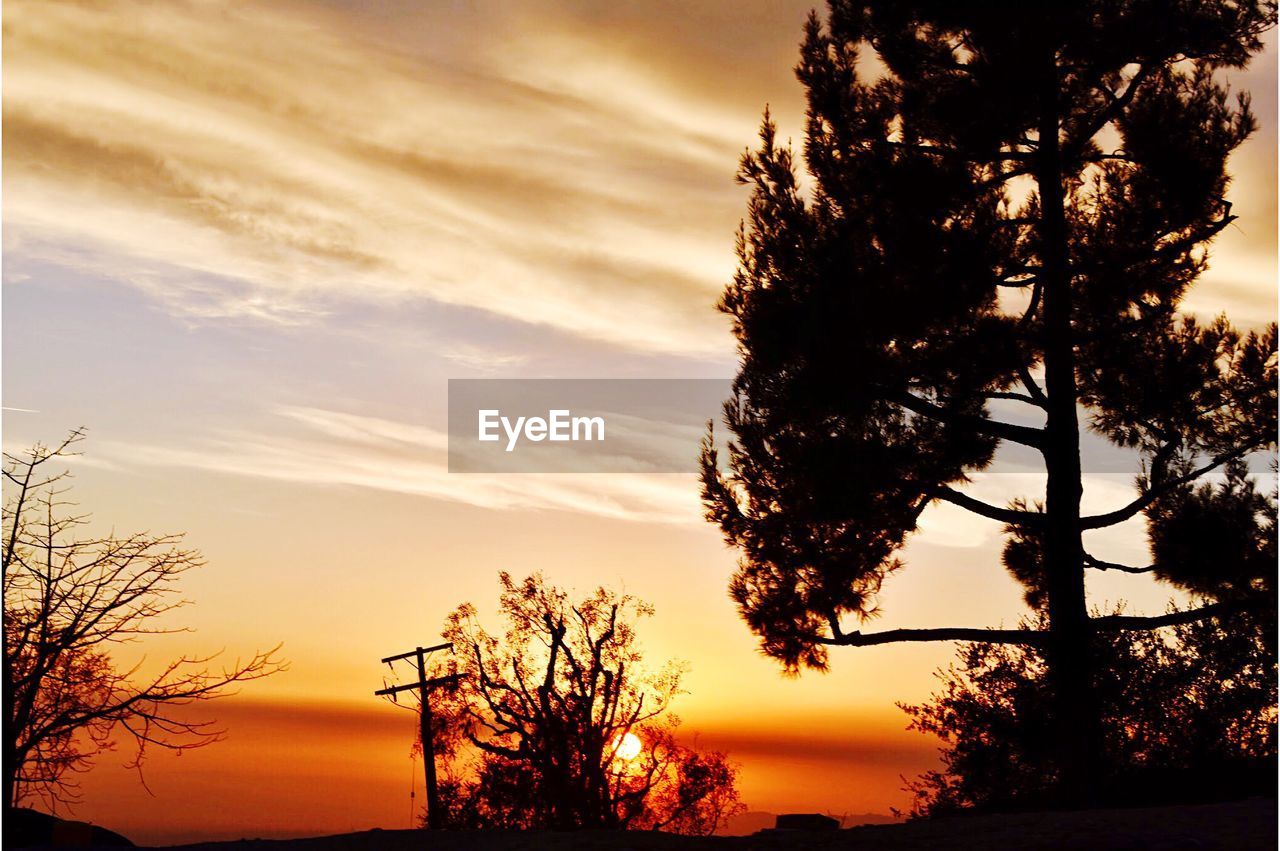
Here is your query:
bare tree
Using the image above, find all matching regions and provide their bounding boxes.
[426,572,742,834]
[3,430,284,810]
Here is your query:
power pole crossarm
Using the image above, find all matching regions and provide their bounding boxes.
[375,674,460,697]
[381,642,452,665]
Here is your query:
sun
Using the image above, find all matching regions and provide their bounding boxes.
[612,732,643,762]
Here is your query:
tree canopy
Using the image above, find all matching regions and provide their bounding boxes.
[701,0,1277,798]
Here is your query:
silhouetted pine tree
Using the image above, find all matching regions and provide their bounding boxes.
[701,0,1277,802]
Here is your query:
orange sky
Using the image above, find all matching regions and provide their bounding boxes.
[3,1,1276,845]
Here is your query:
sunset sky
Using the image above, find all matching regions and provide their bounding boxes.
[3,1,1276,844]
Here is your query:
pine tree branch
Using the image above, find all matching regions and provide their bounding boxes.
[1092,599,1261,632]
[1017,368,1049,409]
[1071,63,1157,154]
[1080,444,1259,530]
[820,626,1044,647]
[1083,552,1154,574]
[1018,278,1045,330]
[935,487,1044,527]
[979,164,1035,189]
[984,391,1046,408]
[894,392,1045,449]
[1134,206,1236,271]
[821,601,1263,650]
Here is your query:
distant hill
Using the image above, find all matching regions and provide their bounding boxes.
[718,811,777,835]
[6,807,134,847]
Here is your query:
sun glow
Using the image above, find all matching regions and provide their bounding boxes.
[613,732,643,762]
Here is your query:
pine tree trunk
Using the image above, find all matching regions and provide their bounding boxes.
[1036,51,1100,806]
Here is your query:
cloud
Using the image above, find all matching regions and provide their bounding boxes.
[438,344,531,374]
[6,0,1272,360]
[4,0,746,355]
[100,405,704,525]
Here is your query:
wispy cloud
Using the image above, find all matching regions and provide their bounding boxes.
[4,0,746,355]
[439,345,531,375]
[101,406,703,525]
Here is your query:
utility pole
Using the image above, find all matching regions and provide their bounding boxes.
[376,642,461,830]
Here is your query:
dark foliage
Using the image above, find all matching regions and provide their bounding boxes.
[902,608,1276,816]
[414,573,742,834]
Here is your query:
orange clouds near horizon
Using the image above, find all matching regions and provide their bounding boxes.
[70,697,935,845]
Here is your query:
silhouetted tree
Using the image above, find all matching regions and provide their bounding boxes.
[424,573,742,833]
[902,609,1276,815]
[3,431,284,810]
[701,0,1277,802]
[905,467,1276,812]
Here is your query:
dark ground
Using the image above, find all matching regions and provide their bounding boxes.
[15,798,1277,851]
